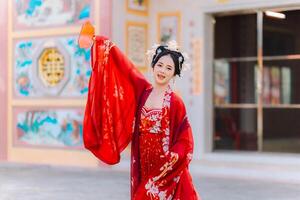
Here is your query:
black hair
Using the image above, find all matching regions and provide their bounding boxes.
[151,45,184,77]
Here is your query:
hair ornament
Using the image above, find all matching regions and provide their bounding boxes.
[179,56,183,63]
[181,52,191,72]
[146,43,160,64]
[146,40,190,74]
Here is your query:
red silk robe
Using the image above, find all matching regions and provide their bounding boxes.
[83,36,200,200]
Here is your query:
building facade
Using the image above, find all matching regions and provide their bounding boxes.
[1,0,300,179]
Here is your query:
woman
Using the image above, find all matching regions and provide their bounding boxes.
[80,22,200,200]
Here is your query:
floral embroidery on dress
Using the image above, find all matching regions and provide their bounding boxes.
[113,85,124,100]
[139,86,182,200]
[145,179,174,200]
[98,39,116,152]
[154,152,179,181]
[173,176,180,183]
[139,107,166,181]
[103,39,114,64]
[161,86,172,154]
[96,39,115,72]
[140,108,162,134]
[187,153,193,162]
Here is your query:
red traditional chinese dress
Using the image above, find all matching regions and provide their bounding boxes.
[83,36,200,200]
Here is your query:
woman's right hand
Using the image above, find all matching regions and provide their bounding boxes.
[78,21,95,49]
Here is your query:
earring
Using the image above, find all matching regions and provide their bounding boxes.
[172,77,176,89]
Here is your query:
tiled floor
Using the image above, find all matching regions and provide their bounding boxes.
[0,163,299,200]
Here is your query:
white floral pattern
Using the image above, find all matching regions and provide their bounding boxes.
[113,85,124,100]
[103,39,114,64]
[145,178,174,200]
[161,86,172,154]
[187,153,193,162]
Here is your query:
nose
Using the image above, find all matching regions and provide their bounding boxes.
[158,67,166,74]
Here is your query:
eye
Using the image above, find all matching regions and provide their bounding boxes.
[167,67,172,71]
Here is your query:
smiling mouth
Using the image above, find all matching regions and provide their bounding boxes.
[157,74,166,80]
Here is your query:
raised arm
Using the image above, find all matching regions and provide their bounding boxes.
[83,36,151,165]
[93,36,151,100]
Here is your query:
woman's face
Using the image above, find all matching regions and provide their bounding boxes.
[153,55,175,86]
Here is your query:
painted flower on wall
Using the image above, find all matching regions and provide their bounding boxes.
[16,110,83,147]
[14,0,92,29]
[16,73,31,96]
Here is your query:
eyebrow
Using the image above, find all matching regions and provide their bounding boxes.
[158,62,173,68]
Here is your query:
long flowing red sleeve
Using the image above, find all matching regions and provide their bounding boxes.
[83,36,151,165]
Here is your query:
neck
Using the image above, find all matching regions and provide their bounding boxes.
[153,83,169,93]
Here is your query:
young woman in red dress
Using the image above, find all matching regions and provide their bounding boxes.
[80,22,200,200]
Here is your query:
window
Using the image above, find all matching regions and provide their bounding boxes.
[213,10,300,153]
